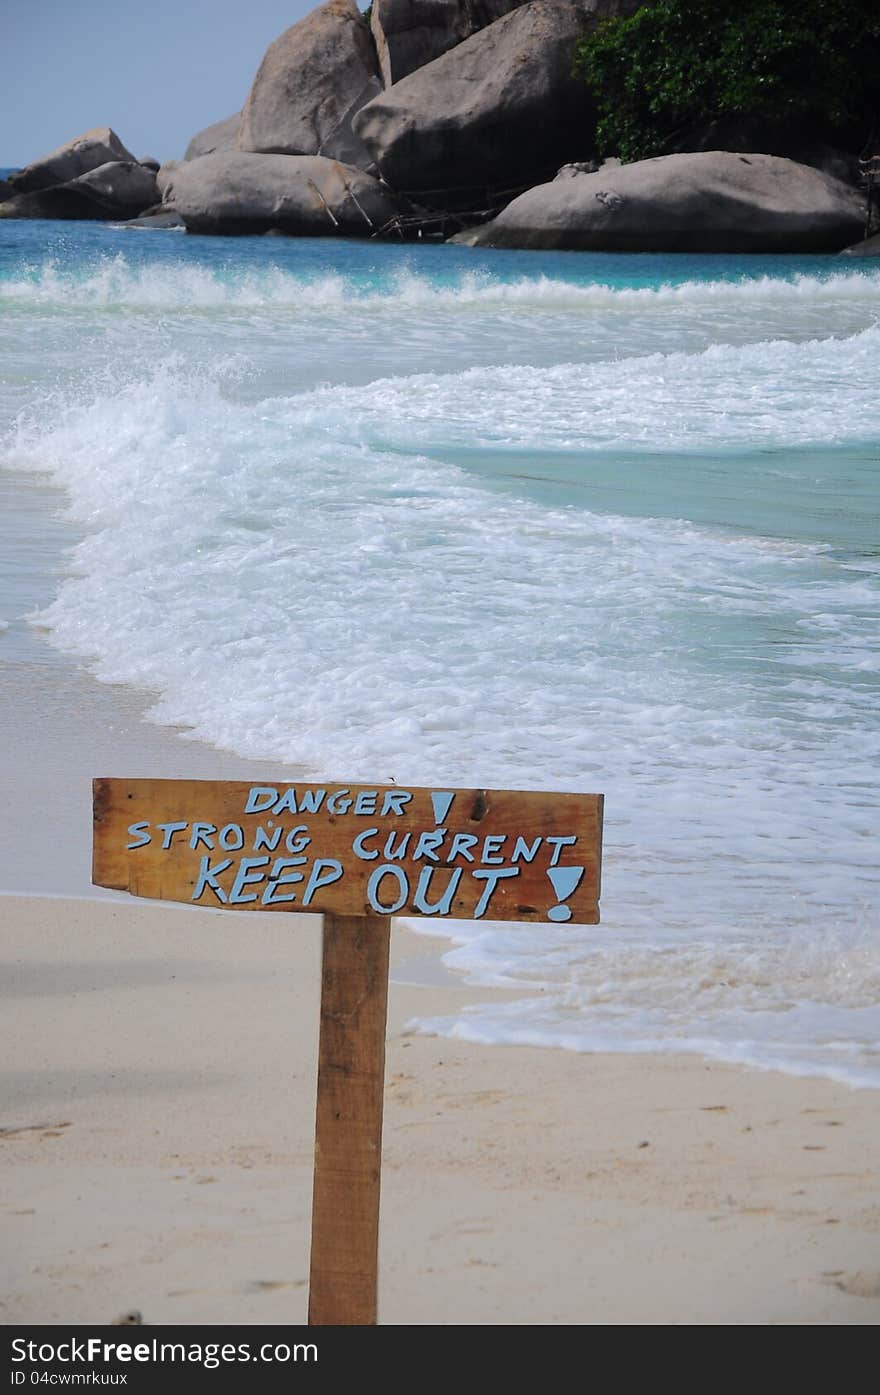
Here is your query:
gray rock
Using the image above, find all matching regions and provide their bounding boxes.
[353,0,622,199]
[0,161,158,220]
[369,0,531,86]
[165,151,400,236]
[120,206,186,230]
[72,161,159,216]
[464,151,867,252]
[9,127,137,193]
[139,157,161,172]
[156,162,180,202]
[445,225,483,245]
[184,113,241,161]
[0,191,88,219]
[238,0,381,170]
[840,231,880,256]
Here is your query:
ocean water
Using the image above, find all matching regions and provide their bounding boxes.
[1,220,878,1085]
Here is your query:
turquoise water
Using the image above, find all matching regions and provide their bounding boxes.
[2,220,879,1082]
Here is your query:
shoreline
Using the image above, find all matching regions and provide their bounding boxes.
[2,894,879,1325]
[0,636,316,902]
[2,603,879,1323]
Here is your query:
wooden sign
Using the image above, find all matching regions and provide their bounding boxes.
[93,778,603,925]
[92,775,604,1327]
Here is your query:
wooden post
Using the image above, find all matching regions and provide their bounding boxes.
[307,911,391,1326]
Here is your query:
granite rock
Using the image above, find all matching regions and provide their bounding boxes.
[184,114,241,162]
[238,0,380,169]
[10,128,137,193]
[0,160,158,220]
[462,151,867,252]
[164,150,399,236]
[369,0,530,86]
[353,0,624,199]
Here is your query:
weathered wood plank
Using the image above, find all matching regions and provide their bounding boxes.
[307,912,391,1326]
[93,778,603,925]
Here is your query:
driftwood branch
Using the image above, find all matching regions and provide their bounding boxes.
[306,178,339,228]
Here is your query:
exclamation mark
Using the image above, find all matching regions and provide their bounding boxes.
[430,792,455,825]
[546,866,584,922]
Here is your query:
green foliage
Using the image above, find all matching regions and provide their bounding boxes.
[576,0,880,162]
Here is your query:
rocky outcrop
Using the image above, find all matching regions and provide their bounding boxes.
[369,0,530,86]
[353,0,609,200]
[238,0,380,169]
[0,160,158,221]
[163,151,400,236]
[457,151,866,252]
[9,128,137,193]
[184,114,241,161]
[9,0,866,247]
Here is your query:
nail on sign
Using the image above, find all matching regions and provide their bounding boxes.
[93,779,603,925]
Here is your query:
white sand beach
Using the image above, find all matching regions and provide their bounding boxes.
[2,892,879,1326]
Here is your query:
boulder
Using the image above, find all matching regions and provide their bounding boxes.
[120,205,186,230]
[164,151,400,236]
[353,0,620,200]
[461,151,867,252]
[139,157,161,172]
[71,161,158,216]
[0,161,158,221]
[156,162,180,202]
[369,0,531,87]
[0,191,78,220]
[238,0,381,169]
[840,231,880,257]
[9,127,137,193]
[184,113,241,161]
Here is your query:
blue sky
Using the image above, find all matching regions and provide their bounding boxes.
[1,1,344,166]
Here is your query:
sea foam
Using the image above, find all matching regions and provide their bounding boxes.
[2,237,879,1083]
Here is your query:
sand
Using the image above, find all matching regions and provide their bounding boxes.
[2,892,879,1327]
[2,530,879,1326]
